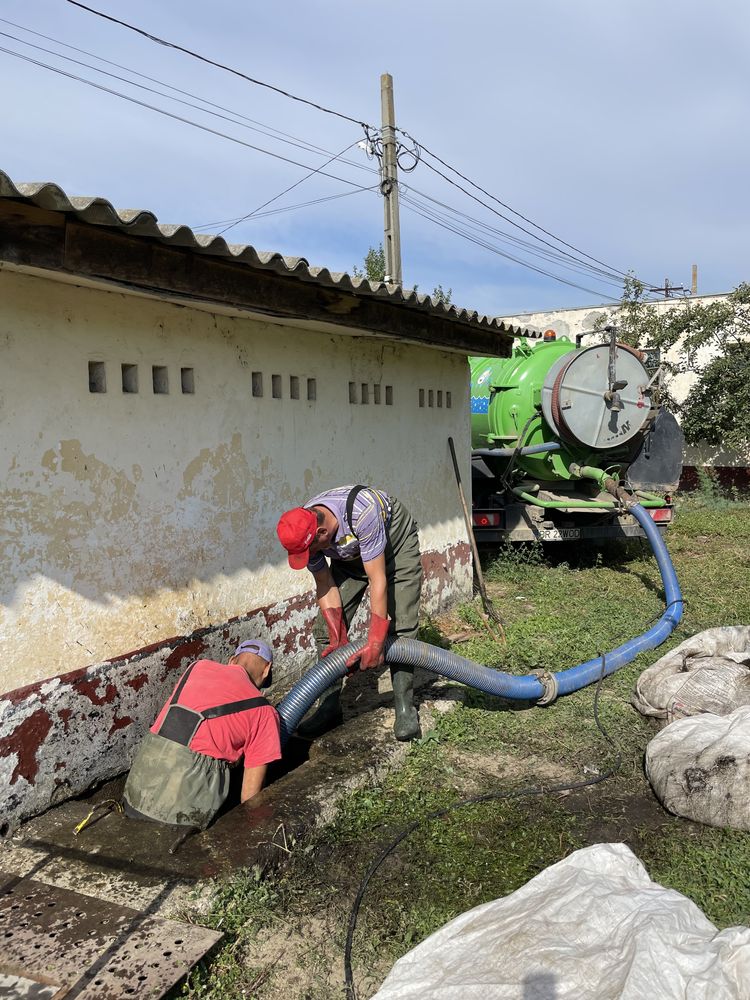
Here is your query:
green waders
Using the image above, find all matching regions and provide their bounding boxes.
[123,662,270,829]
[299,494,423,742]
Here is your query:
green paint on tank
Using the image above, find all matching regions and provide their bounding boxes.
[470,338,588,482]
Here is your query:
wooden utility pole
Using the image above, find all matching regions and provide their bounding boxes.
[380,73,402,286]
[691,264,698,295]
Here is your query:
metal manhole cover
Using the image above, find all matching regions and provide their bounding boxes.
[0,875,222,998]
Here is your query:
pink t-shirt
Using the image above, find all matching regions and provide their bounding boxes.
[151,659,281,769]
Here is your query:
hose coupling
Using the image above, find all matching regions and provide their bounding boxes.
[531,669,559,706]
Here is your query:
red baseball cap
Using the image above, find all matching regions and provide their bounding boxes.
[277,507,318,569]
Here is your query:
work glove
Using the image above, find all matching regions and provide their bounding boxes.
[321,606,349,657]
[346,613,390,671]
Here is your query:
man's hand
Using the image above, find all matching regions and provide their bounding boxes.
[321,606,349,657]
[346,612,390,671]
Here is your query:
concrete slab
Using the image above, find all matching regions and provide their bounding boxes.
[0,682,464,919]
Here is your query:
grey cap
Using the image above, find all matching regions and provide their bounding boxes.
[234,639,273,664]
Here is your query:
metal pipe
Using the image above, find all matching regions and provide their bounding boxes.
[473,443,562,458]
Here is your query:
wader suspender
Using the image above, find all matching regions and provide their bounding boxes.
[156,661,270,747]
[345,485,388,535]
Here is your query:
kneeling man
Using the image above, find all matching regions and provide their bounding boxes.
[123,640,281,829]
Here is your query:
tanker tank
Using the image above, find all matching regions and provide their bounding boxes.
[469,331,684,543]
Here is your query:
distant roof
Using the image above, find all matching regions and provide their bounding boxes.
[0,169,534,346]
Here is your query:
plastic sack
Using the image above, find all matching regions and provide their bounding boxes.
[645,705,750,831]
[632,626,750,725]
[372,843,750,1000]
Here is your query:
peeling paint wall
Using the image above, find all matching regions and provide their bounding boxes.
[1,267,473,827]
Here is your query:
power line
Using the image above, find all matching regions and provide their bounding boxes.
[215,140,365,237]
[191,186,379,231]
[400,196,621,301]
[0,23,378,178]
[0,44,372,192]
[400,131,661,290]
[65,0,371,129]
[402,185,627,287]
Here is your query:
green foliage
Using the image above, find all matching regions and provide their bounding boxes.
[596,276,750,450]
[431,283,453,306]
[352,243,386,283]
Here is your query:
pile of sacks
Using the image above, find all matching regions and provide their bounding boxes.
[632,626,750,830]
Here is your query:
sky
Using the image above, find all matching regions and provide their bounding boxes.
[2,1,749,317]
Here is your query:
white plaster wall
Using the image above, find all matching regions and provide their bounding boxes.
[1,268,472,692]
[498,294,748,468]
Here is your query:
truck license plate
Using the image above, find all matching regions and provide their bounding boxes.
[539,527,580,541]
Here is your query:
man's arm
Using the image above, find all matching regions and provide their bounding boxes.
[241,764,268,803]
[313,565,343,611]
[362,554,388,620]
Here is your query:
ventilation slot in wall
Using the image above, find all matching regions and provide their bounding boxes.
[419,387,452,408]
[88,361,106,393]
[361,383,369,404]
[290,375,300,400]
[252,372,263,397]
[122,364,139,394]
[349,382,357,404]
[373,384,381,404]
[272,374,282,399]
[385,385,393,405]
[307,378,317,401]
[152,366,169,394]
[181,367,195,394]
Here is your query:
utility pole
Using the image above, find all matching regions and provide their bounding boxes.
[648,276,685,298]
[691,264,698,295]
[380,73,402,286]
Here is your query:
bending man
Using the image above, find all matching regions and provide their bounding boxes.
[276,484,423,741]
[123,640,281,829]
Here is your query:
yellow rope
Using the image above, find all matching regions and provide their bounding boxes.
[73,798,123,836]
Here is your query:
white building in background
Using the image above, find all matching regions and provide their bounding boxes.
[0,170,523,829]
[497,293,749,488]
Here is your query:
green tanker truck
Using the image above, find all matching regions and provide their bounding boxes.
[469,328,683,543]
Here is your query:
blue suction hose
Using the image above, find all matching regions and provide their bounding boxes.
[275,504,683,745]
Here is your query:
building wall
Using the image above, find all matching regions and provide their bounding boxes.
[0,267,473,829]
[497,294,748,480]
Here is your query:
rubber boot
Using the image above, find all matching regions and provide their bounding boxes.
[296,679,344,739]
[390,665,420,742]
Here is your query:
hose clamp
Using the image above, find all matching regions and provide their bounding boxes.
[531,669,559,706]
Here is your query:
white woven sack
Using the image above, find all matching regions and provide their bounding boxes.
[632,626,750,725]
[646,705,750,831]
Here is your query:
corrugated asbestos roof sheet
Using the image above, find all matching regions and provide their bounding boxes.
[0,169,529,337]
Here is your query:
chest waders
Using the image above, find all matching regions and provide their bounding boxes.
[300,487,423,741]
[123,662,270,829]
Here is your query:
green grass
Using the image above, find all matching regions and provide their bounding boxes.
[184,498,750,998]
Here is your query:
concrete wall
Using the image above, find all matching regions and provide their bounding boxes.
[0,266,473,829]
[497,294,749,479]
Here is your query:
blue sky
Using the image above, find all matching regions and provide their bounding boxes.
[2,1,748,316]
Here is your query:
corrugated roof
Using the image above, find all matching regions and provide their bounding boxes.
[0,169,530,338]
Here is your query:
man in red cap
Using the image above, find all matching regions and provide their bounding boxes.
[277,485,423,741]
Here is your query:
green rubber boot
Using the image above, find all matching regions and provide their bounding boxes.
[296,680,344,739]
[391,665,420,742]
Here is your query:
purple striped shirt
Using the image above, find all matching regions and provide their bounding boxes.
[305,486,392,574]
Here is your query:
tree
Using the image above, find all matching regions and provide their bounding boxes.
[351,244,453,304]
[352,244,386,283]
[596,277,750,451]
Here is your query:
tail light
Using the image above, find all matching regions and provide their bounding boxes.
[649,508,672,522]
[473,511,503,527]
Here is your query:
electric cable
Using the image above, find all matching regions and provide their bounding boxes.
[65,0,371,128]
[400,190,628,292]
[0,45,372,192]
[343,652,621,999]
[399,132,663,292]
[0,26,378,178]
[191,185,378,231]
[214,139,363,237]
[400,197,621,301]
[401,185,629,286]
